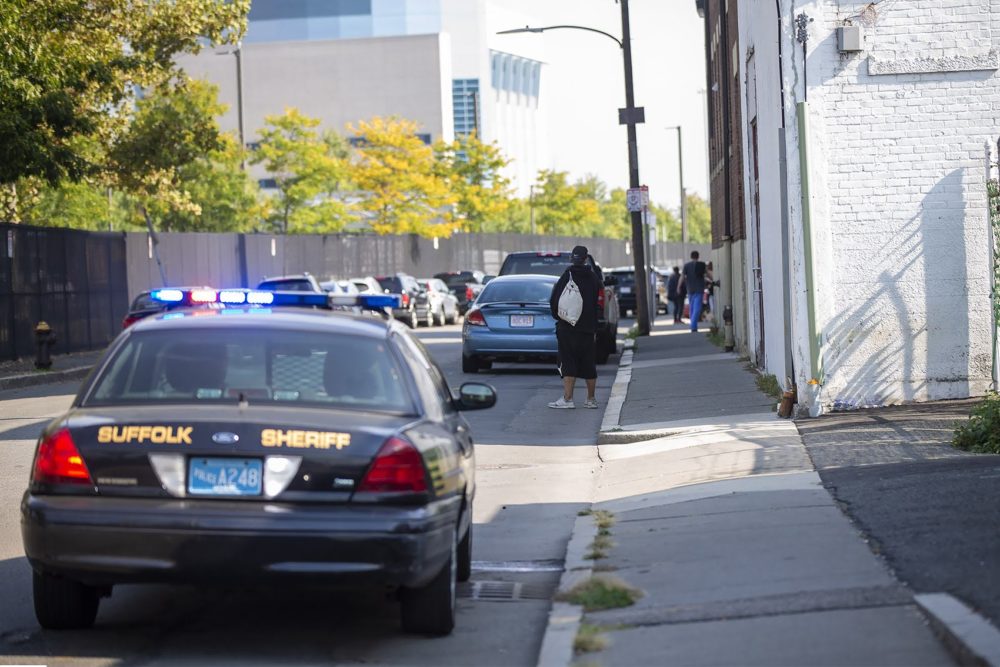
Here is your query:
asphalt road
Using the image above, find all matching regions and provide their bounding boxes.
[797,404,1000,628]
[0,322,619,667]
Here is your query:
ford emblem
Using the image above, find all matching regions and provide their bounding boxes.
[212,432,239,445]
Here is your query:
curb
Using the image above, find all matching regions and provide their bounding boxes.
[915,593,1000,666]
[599,343,634,434]
[0,365,93,392]
[536,513,597,667]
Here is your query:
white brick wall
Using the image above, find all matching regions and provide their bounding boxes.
[805,0,997,408]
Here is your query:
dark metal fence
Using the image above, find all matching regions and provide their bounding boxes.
[1,223,128,361]
[1,223,708,361]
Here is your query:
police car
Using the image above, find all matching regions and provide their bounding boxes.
[21,289,496,636]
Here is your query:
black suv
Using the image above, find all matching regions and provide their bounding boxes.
[375,274,433,328]
[434,271,486,315]
[608,268,638,316]
[497,251,620,363]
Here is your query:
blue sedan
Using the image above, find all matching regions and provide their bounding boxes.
[462,274,559,373]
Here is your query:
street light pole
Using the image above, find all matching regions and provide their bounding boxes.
[235,44,246,170]
[497,9,651,334]
[619,0,651,335]
[667,125,687,260]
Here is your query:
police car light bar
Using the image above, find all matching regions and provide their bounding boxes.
[150,288,398,311]
[150,289,184,303]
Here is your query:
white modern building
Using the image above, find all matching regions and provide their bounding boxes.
[177,0,549,196]
[702,0,999,415]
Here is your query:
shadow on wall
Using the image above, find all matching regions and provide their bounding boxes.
[822,169,970,408]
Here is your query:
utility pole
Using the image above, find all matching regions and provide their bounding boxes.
[529,184,536,235]
[619,0,651,335]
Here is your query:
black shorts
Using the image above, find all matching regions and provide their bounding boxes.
[557,326,597,380]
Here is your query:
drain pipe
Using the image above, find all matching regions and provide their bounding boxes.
[777,0,797,402]
[797,101,822,391]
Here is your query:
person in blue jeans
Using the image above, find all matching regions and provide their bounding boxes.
[679,251,711,332]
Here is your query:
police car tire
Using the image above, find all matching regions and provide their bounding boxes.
[400,533,456,635]
[446,311,457,325]
[407,310,418,328]
[33,571,100,630]
[457,523,472,583]
[434,306,445,326]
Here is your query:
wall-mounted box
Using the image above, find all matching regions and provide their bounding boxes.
[838,25,863,52]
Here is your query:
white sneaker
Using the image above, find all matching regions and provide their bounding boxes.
[583,398,599,409]
[548,397,575,409]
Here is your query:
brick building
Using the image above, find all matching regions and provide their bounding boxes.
[697,0,998,414]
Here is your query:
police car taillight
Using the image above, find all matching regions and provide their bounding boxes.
[33,429,92,486]
[357,437,428,493]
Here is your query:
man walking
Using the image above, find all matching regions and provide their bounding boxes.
[666,266,684,324]
[548,245,601,409]
[679,250,711,332]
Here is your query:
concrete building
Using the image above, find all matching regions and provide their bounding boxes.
[177,0,548,196]
[698,0,999,415]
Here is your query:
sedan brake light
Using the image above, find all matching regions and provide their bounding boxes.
[466,286,474,302]
[401,292,410,307]
[465,309,486,326]
[33,429,93,485]
[357,437,428,493]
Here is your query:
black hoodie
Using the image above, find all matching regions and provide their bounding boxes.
[549,263,601,333]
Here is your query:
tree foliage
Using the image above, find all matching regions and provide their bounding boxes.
[251,108,348,234]
[0,0,249,187]
[350,117,456,238]
[434,132,511,232]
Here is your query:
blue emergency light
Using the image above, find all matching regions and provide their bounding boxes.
[150,289,184,303]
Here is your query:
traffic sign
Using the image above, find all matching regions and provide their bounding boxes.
[626,185,649,212]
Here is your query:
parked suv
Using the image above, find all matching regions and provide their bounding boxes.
[434,271,486,315]
[256,274,323,292]
[498,251,619,363]
[608,268,638,317]
[375,274,432,328]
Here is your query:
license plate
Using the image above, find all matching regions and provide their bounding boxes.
[510,315,534,328]
[620,287,631,294]
[188,458,262,496]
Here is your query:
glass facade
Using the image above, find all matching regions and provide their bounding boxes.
[452,79,480,136]
[246,0,442,43]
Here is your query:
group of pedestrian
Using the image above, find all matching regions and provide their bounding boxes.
[546,246,713,409]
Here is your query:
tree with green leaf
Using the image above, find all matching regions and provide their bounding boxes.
[684,193,712,243]
[251,108,348,234]
[0,0,249,217]
[349,117,457,238]
[434,132,511,232]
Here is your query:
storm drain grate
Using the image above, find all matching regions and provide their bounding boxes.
[458,580,555,601]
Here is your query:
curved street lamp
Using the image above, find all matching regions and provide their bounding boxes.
[498,1,652,335]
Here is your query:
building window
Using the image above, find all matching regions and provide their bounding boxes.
[452,78,480,136]
[249,0,372,21]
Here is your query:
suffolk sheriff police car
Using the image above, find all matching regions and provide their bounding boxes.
[21,289,496,636]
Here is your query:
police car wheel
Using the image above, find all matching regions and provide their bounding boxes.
[446,311,457,325]
[457,523,473,583]
[434,306,445,326]
[400,532,457,635]
[407,310,418,328]
[33,571,100,630]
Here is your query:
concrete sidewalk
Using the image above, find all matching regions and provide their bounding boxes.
[0,349,102,391]
[547,320,967,666]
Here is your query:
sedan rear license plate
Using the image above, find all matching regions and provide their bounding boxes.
[188,458,262,496]
[620,287,632,294]
[510,315,534,328]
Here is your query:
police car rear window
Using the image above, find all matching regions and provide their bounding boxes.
[257,279,314,292]
[85,330,413,413]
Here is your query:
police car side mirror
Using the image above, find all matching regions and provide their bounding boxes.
[604,275,618,287]
[456,382,497,410]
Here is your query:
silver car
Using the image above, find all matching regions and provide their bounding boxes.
[420,278,460,325]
